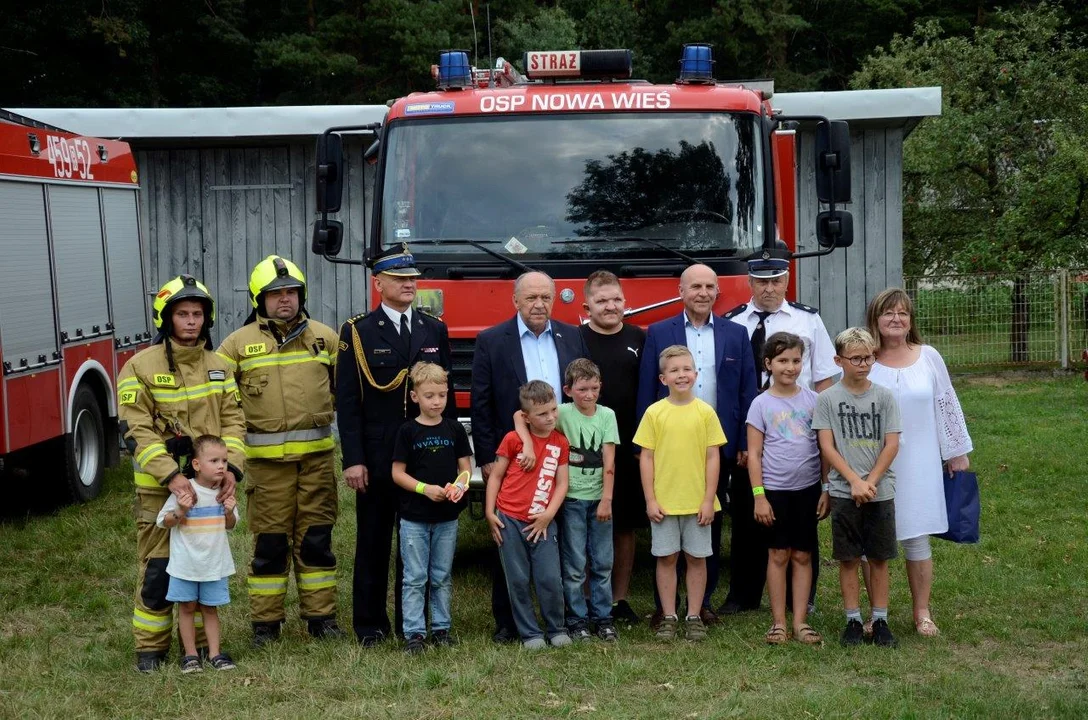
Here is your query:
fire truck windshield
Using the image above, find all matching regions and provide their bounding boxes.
[379,112,764,263]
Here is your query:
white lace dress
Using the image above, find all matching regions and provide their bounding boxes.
[870,345,973,541]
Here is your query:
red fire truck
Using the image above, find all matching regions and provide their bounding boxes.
[311,45,852,409]
[0,110,151,502]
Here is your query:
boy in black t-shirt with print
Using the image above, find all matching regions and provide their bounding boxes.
[391,362,473,654]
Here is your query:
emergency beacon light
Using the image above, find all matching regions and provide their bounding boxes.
[678,44,714,83]
[437,50,473,89]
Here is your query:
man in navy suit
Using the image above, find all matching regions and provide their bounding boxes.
[636,264,758,626]
[471,270,591,642]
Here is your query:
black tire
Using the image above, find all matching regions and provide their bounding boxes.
[66,384,106,502]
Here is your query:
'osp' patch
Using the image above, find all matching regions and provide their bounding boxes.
[120,390,138,405]
[244,343,267,357]
[152,374,175,387]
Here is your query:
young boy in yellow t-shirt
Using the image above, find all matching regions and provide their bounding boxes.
[633,345,727,641]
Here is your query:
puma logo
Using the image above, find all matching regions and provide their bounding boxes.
[627,346,639,357]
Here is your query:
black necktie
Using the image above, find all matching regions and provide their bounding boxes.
[400,313,411,353]
[750,311,771,389]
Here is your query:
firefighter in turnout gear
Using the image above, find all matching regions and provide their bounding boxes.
[217,256,344,647]
[117,274,246,673]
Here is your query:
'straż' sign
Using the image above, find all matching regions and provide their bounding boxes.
[526,51,580,77]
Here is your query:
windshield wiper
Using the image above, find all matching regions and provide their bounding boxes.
[411,238,536,274]
[551,236,701,265]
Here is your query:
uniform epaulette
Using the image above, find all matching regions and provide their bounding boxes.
[417,307,440,320]
[345,312,367,325]
[722,303,748,319]
[788,301,819,314]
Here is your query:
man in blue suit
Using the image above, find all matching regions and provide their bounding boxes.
[636,263,758,627]
[471,270,591,642]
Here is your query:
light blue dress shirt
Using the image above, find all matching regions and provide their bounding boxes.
[517,314,562,400]
[683,312,717,410]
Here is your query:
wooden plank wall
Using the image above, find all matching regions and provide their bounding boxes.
[136,138,374,344]
[795,126,904,337]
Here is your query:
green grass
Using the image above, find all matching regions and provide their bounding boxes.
[2,376,1087,718]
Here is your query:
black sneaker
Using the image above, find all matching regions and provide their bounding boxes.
[596,621,618,642]
[431,629,456,647]
[179,655,203,674]
[870,618,899,648]
[611,600,641,626]
[135,651,167,673]
[209,653,236,671]
[840,619,865,647]
[404,633,427,655]
[252,621,281,649]
[568,621,593,642]
[307,617,346,640]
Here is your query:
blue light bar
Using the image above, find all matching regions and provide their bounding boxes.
[678,44,714,83]
[437,50,472,89]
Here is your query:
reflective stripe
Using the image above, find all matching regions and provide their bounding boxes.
[215,352,239,371]
[134,472,162,489]
[136,442,168,467]
[245,437,336,459]
[132,608,172,632]
[246,426,333,447]
[248,576,288,596]
[117,377,143,392]
[147,379,238,403]
[298,571,337,591]
[223,436,246,453]
[238,350,331,373]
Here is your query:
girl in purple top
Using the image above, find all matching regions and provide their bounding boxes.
[746,333,830,645]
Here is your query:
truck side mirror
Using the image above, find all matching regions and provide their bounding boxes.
[815,121,851,204]
[316,133,344,213]
[816,210,853,248]
[312,219,344,256]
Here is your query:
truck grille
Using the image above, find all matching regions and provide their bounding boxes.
[449,337,475,394]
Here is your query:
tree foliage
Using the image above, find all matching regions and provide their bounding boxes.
[853,2,1088,275]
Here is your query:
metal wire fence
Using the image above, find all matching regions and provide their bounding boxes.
[904,270,1088,369]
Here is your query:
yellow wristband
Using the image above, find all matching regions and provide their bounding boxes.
[414,481,428,495]
[752,486,766,497]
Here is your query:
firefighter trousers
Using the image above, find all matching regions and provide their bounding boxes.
[246,452,338,623]
[133,490,207,654]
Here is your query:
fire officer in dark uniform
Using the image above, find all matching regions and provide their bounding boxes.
[336,244,454,646]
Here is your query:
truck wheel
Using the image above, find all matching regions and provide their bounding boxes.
[66,385,106,502]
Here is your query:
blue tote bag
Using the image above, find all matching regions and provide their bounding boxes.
[936,470,980,544]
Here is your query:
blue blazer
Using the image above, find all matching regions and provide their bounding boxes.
[470,316,590,467]
[635,313,757,458]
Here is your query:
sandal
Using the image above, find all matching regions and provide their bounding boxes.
[794,624,823,645]
[916,617,940,637]
[764,624,790,645]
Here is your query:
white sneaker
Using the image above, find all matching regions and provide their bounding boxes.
[522,637,547,650]
[548,633,572,648]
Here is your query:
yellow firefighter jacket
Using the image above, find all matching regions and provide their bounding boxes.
[217,315,338,462]
[117,342,247,491]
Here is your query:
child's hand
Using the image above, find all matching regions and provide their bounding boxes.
[177,493,193,512]
[646,500,665,523]
[517,449,536,471]
[423,484,447,503]
[443,483,465,503]
[753,495,775,526]
[596,498,612,522]
[486,512,505,546]
[223,496,237,514]
[816,490,830,520]
[523,513,552,543]
[849,476,873,505]
[696,499,715,526]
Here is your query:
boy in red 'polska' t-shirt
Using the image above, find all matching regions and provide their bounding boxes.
[484,380,570,650]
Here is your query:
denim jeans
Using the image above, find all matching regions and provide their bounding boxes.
[399,518,458,637]
[558,498,614,625]
[496,511,565,641]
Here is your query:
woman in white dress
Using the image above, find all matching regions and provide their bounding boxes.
[866,288,973,638]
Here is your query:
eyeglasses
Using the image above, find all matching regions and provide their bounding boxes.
[880,311,910,320]
[842,354,876,367]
